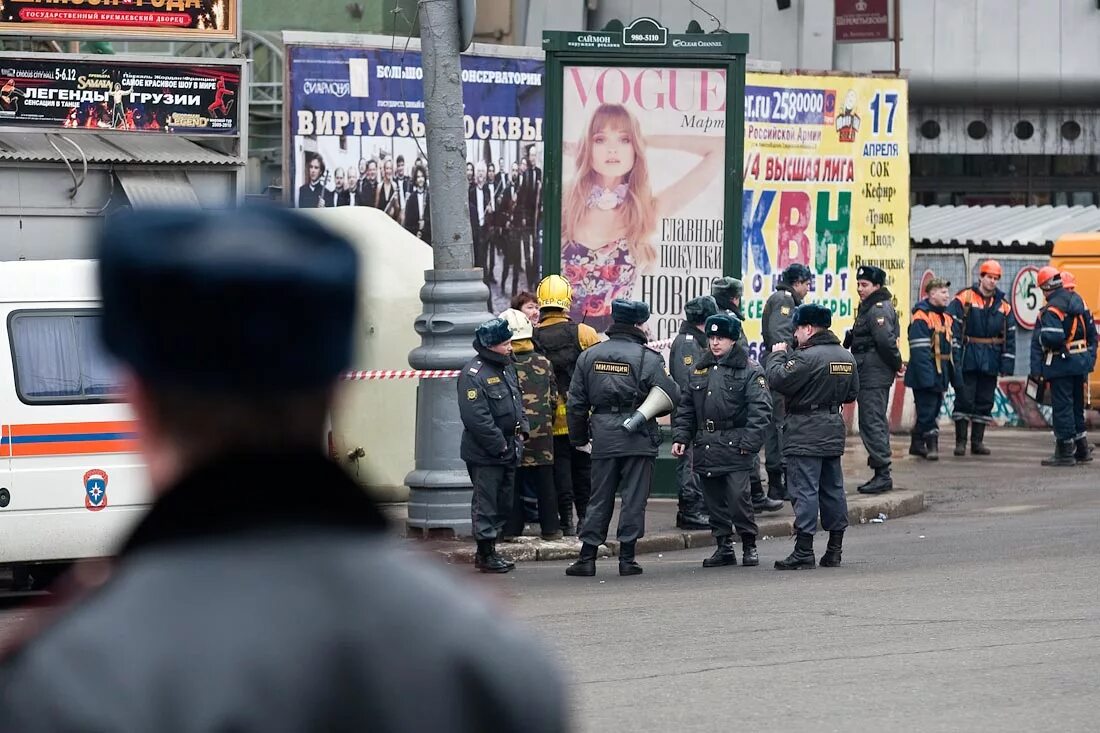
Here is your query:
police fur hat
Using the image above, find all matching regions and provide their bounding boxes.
[792,303,833,329]
[781,263,813,284]
[611,298,651,325]
[684,295,719,324]
[704,314,742,341]
[98,206,357,394]
[711,276,744,302]
[856,265,887,286]
[475,317,514,348]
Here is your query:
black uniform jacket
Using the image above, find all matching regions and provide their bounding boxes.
[766,330,860,457]
[672,344,772,476]
[458,341,529,466]
[0,451,566,733]
[567,324,680,458]
[848,287,902,389]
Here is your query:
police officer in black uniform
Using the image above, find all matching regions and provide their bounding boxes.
[458,318,530,573]
[565,299,680,578]
[760,263,813,502]
[767,304,860,570]
[668,295,718,530]
[672,314,771,568]
[0,207,567,732]
[713,277,785,514]
[847,264,902,494]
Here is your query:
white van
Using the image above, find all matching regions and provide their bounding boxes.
[0,260,150,583]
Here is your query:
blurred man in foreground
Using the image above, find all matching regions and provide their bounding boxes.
[0,207,567,733]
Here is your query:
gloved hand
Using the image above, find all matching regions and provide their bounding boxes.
[842,329,853,349]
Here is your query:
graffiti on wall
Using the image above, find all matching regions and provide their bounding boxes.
[938,378,1053,428]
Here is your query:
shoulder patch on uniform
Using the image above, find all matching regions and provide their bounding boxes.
[486,376,501,384]
[780,306,791,315]
[784,359,797,372]
[466,389,478,400]
[829,362,854,375]
[875,302,885,308]
[683,355,693,366]
[756,375,767,389]
[876,317,885,325]
[594,361,632,375]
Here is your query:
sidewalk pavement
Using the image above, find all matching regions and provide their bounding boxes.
[384,436,926,565]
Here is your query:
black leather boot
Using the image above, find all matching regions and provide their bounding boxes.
[954,420,968,456]
[618,541,643,576]
[751,479,784,513]
[819,530,844,567]
[766,470,788,501]
[774,532,815,570]
[740,534,760,567]
[908,433,928,457]
[559,507,576,537]
[857,465,893,494]
[565,542,598,577]
[970,422,991,456]
[924,432,939,461]
[475,540,510,573]
[676,508,710,530]
[1042,440,1077,467]
[491,540,515,569]
[702,535,737,567]
[1074,437,1093,463]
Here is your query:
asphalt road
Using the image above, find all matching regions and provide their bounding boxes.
[0,431,1095,732]
[493,431,1100,732]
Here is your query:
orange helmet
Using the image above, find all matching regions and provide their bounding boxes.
[978,259,1002,278]
[1062,271,1077,290]
[1037,265,1062,290]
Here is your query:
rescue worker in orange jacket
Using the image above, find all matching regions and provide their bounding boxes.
[905,278,956,460]
[946,260,1016,456]
[1030,266,1097,466]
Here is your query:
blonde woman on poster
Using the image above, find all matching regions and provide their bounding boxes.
[561,102,723,333]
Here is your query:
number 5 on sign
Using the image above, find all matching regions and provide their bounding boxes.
[870,91,898,136]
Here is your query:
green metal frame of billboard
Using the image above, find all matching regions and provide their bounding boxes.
[541,19,749,280]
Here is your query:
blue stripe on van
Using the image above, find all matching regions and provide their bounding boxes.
[0,431,138,445]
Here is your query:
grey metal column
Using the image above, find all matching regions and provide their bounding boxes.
[405,0,492,537]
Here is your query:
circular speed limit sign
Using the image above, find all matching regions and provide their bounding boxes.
[1012,265,1042,329]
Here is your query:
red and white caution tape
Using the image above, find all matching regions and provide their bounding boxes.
[342,337,677,381]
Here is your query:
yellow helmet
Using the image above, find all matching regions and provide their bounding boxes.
[536,274,573,311]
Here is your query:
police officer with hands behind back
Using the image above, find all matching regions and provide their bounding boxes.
[668,295,718,530]
[846,264,902,495]
[1030,266,1097,466]
[565,299,680,578]
[458,317,529,573]
[766,303,860,570]
[672,314,771,569]
[761,263,813,503]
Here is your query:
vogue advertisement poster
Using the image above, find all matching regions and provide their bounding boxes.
[740,72,910,359]
[0,0,238,41]
[0,55,240,134]
[286,42,544,314]
[559,64,727,338]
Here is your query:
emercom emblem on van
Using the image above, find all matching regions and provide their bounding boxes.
[84,469,109,512]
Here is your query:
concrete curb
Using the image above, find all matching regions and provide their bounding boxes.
[430,489,925,565]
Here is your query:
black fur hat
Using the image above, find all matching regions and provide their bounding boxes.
[704,314,742,341]
[856,265,887,286]
[475,317,514,347]
[611,298,651,324]
[685,295,719,324]
[792,303,833,329]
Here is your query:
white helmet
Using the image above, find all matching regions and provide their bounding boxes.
[498,308,533,340]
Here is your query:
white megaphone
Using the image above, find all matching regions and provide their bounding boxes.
[621,386,675,433]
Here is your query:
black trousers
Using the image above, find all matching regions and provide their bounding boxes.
[700,470,757,539]
[579,455,653,546]
[505,465,560,536]
[953,371,998,423]
[467,463,515,541]
[500,229,523,297]
[913,388,944,436]
[1050,374,1087,441]
[553,434,591,523]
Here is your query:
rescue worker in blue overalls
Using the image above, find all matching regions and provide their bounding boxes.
[946,260,1016,456]
[1030,266,1097,466]
[905,278,957,461]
